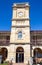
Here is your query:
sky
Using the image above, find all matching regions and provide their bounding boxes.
[0,0,42,31]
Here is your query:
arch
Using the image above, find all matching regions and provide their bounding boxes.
[16,47,24,63]
[33,48,42,63]
[33,48,42,57]
[0,47,8,63]
[16,47,24,52]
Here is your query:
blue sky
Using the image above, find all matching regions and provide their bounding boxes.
[0,0,42,31]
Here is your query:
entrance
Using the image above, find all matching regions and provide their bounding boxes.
[33,48,42,63]
[0,48,8,63]
[16,47,24,63]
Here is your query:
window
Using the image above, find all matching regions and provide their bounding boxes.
[18,31,22,39]
[6,36,10,40]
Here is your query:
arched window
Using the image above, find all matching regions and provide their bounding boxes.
[18,31,22,39]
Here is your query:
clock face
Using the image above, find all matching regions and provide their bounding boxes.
[18,12,23,17]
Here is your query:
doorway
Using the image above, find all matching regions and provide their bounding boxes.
[16,47,24,63]
[0,48,8,63]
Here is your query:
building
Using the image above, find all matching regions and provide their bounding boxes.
[0,3,42,64]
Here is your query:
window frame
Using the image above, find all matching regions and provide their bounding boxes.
[18,31,22,39]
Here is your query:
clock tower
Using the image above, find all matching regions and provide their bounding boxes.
[10,3,30,64]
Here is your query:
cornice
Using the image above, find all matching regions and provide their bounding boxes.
[10,43,30,45]
[12,3,30,9]
[12,18,30,21]
[12,25,30,28]
[12,6,30,9]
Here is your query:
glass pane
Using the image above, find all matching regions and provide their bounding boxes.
[18,31,22,39]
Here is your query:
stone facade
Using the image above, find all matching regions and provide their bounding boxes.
[0,3,42,64]
[10,3,30,64]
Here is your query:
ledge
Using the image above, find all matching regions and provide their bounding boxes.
[12,18,30,21]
